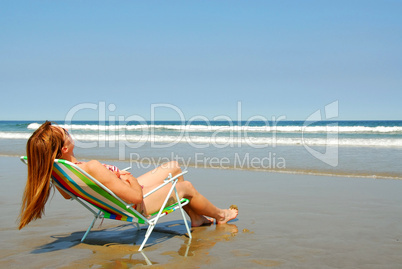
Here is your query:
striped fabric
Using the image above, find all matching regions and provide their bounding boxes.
[20,156,192,250]
[51,159,145,223]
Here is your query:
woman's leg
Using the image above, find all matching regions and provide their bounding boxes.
[137,161,210,225]
[137,161,184,188]
[138,164,238,226]
[175,181,238,225]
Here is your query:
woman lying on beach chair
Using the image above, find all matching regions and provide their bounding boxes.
[18,121,238,231]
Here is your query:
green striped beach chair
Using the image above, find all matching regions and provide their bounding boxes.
[20,156,192,251]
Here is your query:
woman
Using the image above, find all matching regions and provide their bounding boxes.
[18,121,238,230]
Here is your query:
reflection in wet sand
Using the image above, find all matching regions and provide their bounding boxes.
[161,223,239,264]
[55,221,241,268]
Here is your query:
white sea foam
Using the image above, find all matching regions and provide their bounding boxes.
[27,123,41,130]
[13,122,402,148]
[26,122,402,134]
[0,132,31,139]
[61,133,402,148]
[2,131,402,148]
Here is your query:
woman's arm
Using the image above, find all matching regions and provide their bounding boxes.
[81,160,143,204]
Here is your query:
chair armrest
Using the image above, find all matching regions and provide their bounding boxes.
[143,171,188,199]
[122,166,131,171]
[20,156,28,165]
[125,170,188,209]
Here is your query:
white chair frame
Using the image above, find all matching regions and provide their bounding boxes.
[21,157,192,251]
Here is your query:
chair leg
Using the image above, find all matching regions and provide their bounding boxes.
[175,189,192,239]
[133,222,140,230]
[138,224,155,251]
[140,251,153,265]
[81,211,101,242]
[184,238,192,257]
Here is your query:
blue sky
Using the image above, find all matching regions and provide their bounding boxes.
[1,1,401,121]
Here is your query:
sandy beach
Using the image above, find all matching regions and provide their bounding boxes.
[2,0,402,267]
[1,155,402,268]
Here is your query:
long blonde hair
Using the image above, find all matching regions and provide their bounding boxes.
[18,121,64,229]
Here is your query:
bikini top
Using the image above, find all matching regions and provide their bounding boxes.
[103,163,120,173]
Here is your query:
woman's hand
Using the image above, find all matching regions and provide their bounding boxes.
[120,172,138,186]
[119,170,131,176]
[113,170,121,178]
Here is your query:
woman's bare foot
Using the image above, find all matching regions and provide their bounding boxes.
[191,215,214,227]
[216,207,238,224]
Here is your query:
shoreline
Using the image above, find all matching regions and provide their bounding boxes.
[2,155,402,268]
[2,132,402,181]
[5,152,402,181]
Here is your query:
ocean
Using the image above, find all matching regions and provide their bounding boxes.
[1,120,402,179]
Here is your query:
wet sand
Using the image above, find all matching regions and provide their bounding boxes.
[1,156,402,268]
